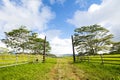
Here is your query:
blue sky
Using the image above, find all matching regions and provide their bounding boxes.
[42,0,101,38]
[0,0,120,55]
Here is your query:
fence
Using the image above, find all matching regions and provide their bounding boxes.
[0,54,43,67]
[76,54,120,65]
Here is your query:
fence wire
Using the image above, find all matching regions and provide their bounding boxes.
[0,54,42,67]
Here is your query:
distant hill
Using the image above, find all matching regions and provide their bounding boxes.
[46,53,57,57]
[0,47,9,54]
[62,54,73,57]
[55,54,73,57]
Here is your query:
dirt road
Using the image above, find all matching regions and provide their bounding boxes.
[46,58,85,80]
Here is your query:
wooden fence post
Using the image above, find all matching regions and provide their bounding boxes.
[43,36,46,63]
[71,35,76,62]
[87,52,90,63]
[100,54,104,64]
[16,54,18,64]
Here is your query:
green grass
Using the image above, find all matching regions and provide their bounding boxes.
[0,57,56,80]
[75,54,120,80]
[74,62,120,80]
[0,54,42,66]
[0,54,120,80]
[77,54,120,65]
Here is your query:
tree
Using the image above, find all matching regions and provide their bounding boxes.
[110,42,120,54]
[45,41,51,53]
[1,26,51,54]
[74,24,113,55]
[28,33,51,54]
[2,26,30,53]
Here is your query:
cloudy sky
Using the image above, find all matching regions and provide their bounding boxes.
[0,0,120,55]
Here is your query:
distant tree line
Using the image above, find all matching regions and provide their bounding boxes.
[1,26,51,55]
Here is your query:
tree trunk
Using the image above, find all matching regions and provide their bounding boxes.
[23,46,24,54]
[43,36,46,63]
[88,53,90,63]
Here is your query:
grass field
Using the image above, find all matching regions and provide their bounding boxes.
[77,54,120,65]
[74,54,120,79]
[74,62,120,80]
[0,54,42,66]
[0,58,56,80]
[0,54,120,80]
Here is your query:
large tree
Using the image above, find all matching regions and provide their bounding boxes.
[2,26,30,53]
[110,42,120,54]
[1,26,51,54]
[28,32,51,54]
[74,24,113,55]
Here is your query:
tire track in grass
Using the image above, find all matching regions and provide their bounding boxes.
[47,58,85,80]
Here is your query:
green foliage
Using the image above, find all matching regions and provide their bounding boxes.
[110,42,120,54]
[1,26,51,54]
[74,24,113,55]
[2,26,31,53]
[28,33,44,54]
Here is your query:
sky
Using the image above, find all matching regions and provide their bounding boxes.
[0,0,120,55]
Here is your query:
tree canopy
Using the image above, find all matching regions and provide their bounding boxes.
[110,42,120,54]
[74,24,113,55]
[1,26,51,54]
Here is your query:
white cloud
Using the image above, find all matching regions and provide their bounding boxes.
[38,30,73,55]
[67,0,120,41]
[36,29,71,55]
[0,0,54,39]
[75,0,87,8]
[0,41,6,48]
[50,0,66,5]
[0,0,59,54]
[38,34,45,39]
[38,29,61,40]
[50,37,72,54]
[45,29,61,40]
[0,0,72,55]
[88,4,101,13]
